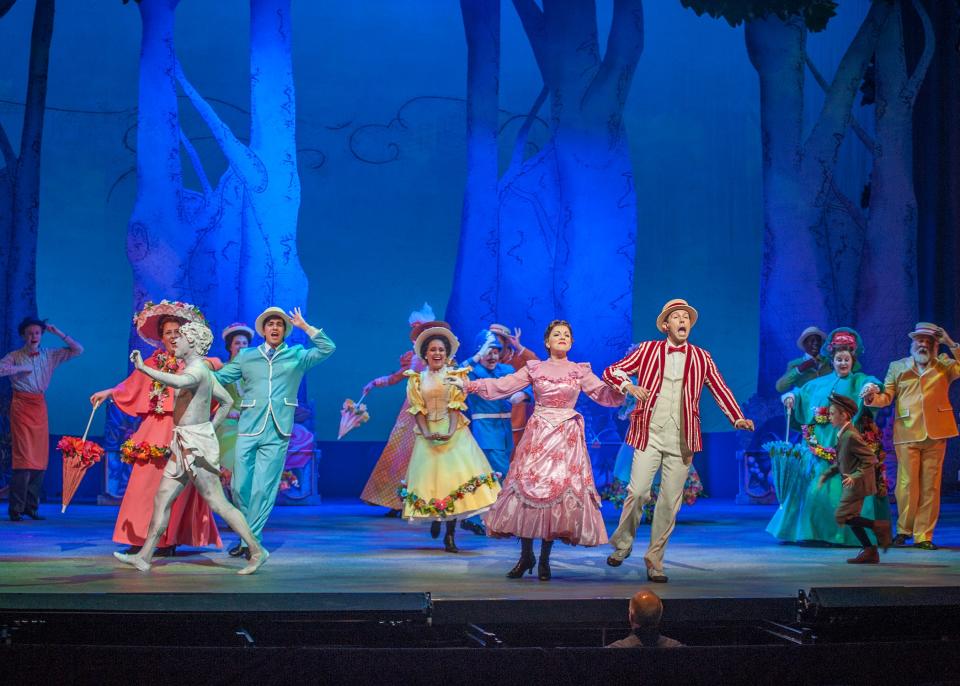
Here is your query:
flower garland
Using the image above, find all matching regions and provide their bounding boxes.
[148,352,181,415]
[120,439,170,465]
[398,472,500,517]
[57,436,105,469]
[813,406,830,424]
[801,424,837,462]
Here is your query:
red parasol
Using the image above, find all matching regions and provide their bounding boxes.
[58,401,105,513]
[337,394,370,440]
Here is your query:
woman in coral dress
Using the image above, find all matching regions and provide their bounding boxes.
[359,305,436,514]
[450,320,624,580]
[399,324,500,553]
[90,301,222,555]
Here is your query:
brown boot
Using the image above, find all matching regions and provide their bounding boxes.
[874,521,892,552]
[846,547,879,564]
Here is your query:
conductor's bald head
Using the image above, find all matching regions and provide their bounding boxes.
[629,588,663,629]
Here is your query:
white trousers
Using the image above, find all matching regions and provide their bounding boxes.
[609,422,690,572]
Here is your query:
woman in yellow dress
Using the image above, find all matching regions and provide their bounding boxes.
[400,324,501,553]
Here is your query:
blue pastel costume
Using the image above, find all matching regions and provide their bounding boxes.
[766,329,890,546]
[466,362,531,478]
[215,326,335,542]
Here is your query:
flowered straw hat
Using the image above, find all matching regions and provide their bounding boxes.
[823,327,865,359]
[133,300,206,348]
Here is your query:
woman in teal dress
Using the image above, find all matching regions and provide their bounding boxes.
[765,328,891,545]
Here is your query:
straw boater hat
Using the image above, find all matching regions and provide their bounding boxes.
[255,307,293,338]
[410,319,450,343]
[222,322,254,343]
[796,326,827,351]
[413,323,460,361]
[134,300,206,347]
[908,322,941,341]
[828,391,858,419]
[655,298,698,331]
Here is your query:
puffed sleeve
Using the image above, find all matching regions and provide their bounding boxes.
[578,362,626,408]
[446,367,470,411]
[465,363,533,400]
[405,370,426,415]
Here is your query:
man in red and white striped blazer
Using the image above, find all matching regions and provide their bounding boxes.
[602,299,753,582]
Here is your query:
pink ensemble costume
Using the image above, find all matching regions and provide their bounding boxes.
[111,350,223,549]
[465,359,625,546]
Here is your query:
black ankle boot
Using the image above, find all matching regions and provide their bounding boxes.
[430,521,442,539]
[538,540,554,580]
[443,520,459,553]
[507,538,536,578]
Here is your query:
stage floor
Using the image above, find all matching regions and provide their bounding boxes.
[0,499,957,609]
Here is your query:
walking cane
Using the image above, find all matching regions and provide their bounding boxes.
[784,404,792,442]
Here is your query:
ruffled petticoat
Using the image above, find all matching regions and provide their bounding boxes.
[483,408,608,546]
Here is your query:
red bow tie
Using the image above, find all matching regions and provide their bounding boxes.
[667,346,686,354]
[28,351,40,358]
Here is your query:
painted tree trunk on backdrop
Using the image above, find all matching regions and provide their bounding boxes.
[448,0,643,367]
[0,0,54,476]
[0,0,55,358]
[128,0,303,332]
[107,0,305,452]
[446,0,500,336]
[746,3,892,393]
[858,0,933,366]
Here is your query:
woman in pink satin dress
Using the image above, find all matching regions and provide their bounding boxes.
[450,320,624,581]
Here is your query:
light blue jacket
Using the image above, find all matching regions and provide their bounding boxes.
[215,327,335,437]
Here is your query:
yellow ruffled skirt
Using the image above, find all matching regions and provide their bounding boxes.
[401,416,501,521]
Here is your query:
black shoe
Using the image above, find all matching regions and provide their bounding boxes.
[228,542,246,557]
[892,534,910,547]
[914,540,939,550]
[460,519,486,536]
[538,559,551,581]
[122,545,142,555]
[443,533,459,553]
[384,509,402,518]
[506,553,536,578]
[23,510,45,521]
[154,545,176,558]
[646,569,669,583]
[430,521,442,539]
[8,512,23,522]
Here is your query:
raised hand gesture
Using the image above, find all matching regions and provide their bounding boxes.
[288,306,309,331]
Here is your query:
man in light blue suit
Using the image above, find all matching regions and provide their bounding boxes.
[215,306,335,557]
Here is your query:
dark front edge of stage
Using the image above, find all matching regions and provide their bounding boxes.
[0,591,796,626]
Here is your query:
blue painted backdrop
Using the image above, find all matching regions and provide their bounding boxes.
[0,0,883,444]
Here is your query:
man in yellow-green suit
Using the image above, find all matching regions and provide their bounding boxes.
[862,323,960,550]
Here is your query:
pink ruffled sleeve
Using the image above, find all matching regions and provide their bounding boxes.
[579,362,625,408]
[465,364,532,400]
